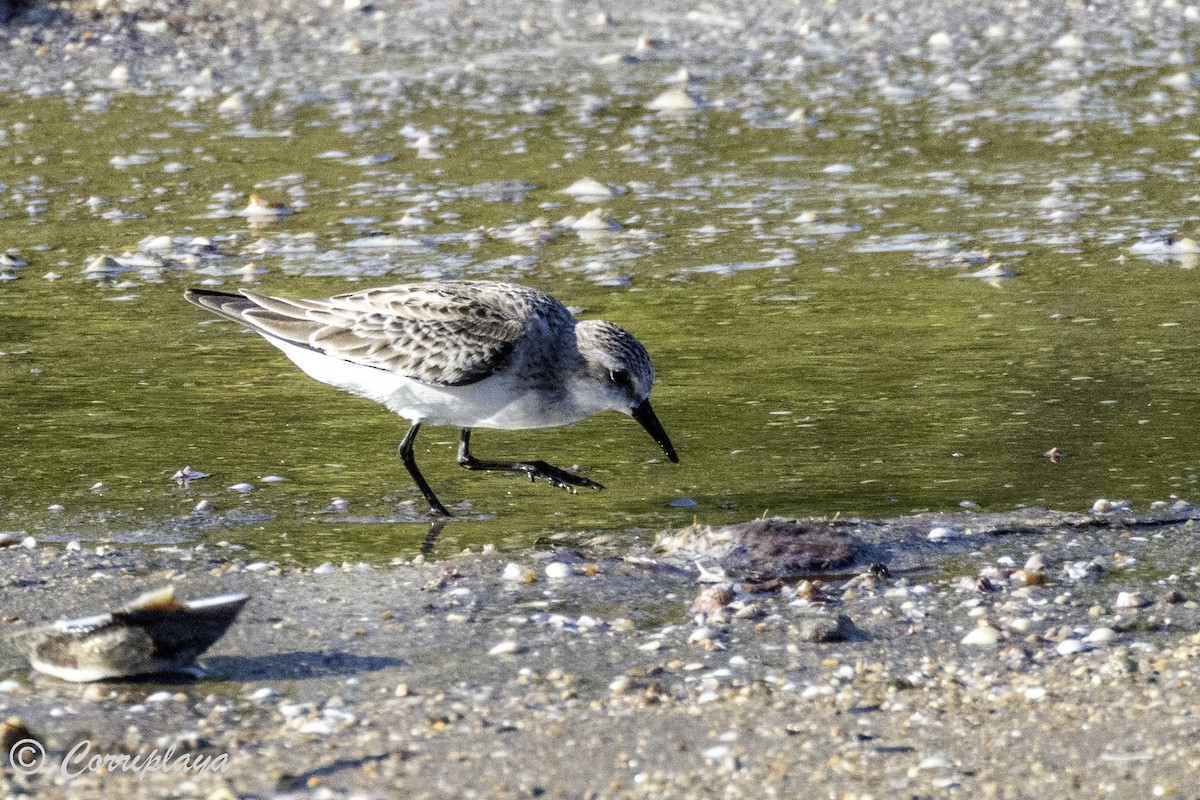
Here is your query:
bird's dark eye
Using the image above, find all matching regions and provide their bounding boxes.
[610,369,632,389]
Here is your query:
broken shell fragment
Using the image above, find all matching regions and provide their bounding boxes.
[170,466,211,483]
[13,586,249,682]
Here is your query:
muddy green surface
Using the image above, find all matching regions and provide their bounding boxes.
[1,85,1199,562]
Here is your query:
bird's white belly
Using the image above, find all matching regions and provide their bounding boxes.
[266,337,586,430]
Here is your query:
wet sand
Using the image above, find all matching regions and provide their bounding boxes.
[4,507,1200,798]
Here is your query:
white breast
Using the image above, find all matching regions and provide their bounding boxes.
[264,337,590,430]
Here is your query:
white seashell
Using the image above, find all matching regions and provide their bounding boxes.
[142,235,174,252]
[1114,591,1151,609]
[1054,33,1084,51]
[927,31,952,50]
[927,526,958,542]
[1083,627,1117,644]
[955,264,1014,280]
[646,87,707,112]
[109,64,131,87]
[83,255,124,275]
[1055,638,1089,656]
[544,562,572,579]
[569,208,620,232]
[227,482,254,492]
[961,625,1001,647]
[560,177,622,200]
[488,640,520,656]
[217,93,249,114]
[170,466,210,482]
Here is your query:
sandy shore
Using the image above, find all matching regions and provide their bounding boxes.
[3,507,1200,798]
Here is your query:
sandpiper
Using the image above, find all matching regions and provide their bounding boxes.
[185,280,679,515]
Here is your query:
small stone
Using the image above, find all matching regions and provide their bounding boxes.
[1009,569,1046,587]
[793,613,852,643]
[1107,649,1139,674]
[544,562,572,579]
[690,586,734,616]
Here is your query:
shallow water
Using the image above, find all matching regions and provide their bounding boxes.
[3,27,1200,562]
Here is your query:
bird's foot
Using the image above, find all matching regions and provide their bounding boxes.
[519,462,605,493]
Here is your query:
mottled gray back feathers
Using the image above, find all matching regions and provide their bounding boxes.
[185,282,576,387]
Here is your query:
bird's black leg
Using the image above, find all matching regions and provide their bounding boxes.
[455,428,605,493]
[398,422,453,517]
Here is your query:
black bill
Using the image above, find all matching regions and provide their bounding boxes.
[631,399,679,463]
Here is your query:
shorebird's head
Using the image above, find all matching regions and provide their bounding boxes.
[575,320,679,463]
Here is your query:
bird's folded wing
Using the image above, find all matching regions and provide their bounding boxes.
[238,285,555,387]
